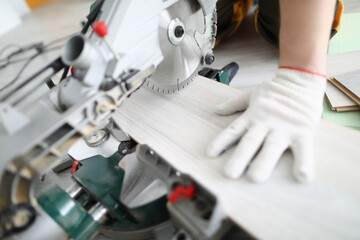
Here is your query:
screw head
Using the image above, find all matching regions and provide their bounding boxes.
[85,129,109,147]
[98,104,108,114]
[174,26,185,38]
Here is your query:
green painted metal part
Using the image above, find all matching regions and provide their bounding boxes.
[90,0,103,12]
[37,152,169,239]
[36,185,100,240]
[199,67,231,86]
[72,152,169,231]
[72,152,127,221]
[216,70,230,85]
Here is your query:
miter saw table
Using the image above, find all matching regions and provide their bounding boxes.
[1,0,360,239]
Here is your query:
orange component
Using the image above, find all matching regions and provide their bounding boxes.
[230,0,253,36]
[332,0,344,33]
[25,0,50,9]
[254,8,260,33]
[216,0,253,46]
[168,181,195,203]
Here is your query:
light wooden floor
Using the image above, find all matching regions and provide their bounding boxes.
[213,0,360,89]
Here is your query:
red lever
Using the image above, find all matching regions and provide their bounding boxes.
[92,21,108,38]
[70,161,80,174]
[92,21,120,61]
[168,181,195,203]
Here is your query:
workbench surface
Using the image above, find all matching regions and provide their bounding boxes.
[113,75,360,240]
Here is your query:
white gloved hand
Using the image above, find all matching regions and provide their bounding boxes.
[207,68,327,183]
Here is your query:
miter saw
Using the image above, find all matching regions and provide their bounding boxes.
[0,0,246,239]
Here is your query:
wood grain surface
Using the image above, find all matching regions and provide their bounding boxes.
[113,76,360,240]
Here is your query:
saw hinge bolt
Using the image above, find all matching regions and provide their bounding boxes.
[205,52,215,65]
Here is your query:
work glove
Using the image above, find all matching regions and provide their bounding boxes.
[207,67,327,183]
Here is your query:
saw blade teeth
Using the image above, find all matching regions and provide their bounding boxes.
[145,67,198,94]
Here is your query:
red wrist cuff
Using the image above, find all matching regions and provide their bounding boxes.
[279,66,327,79]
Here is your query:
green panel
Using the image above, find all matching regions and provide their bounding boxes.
[328,13,360,54]
[322,99,360,130]
[36,185,100,240]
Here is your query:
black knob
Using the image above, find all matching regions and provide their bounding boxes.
[205,52,215,65]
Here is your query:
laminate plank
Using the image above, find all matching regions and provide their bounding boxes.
[113,76,360,240]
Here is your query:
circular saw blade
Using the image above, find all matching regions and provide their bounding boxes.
[146,0,205,93]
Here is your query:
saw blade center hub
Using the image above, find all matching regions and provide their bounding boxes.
[168,18,185,45]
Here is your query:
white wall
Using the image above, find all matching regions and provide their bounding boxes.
[0,0,22,36]
[0,0,30,36]
[9,0,30,16]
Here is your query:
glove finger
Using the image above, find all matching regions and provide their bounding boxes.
[224,123,268,179]
[206,117,248,157]
[291,138,314,183]
[215,90,252,116]
[247,133,289,183]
